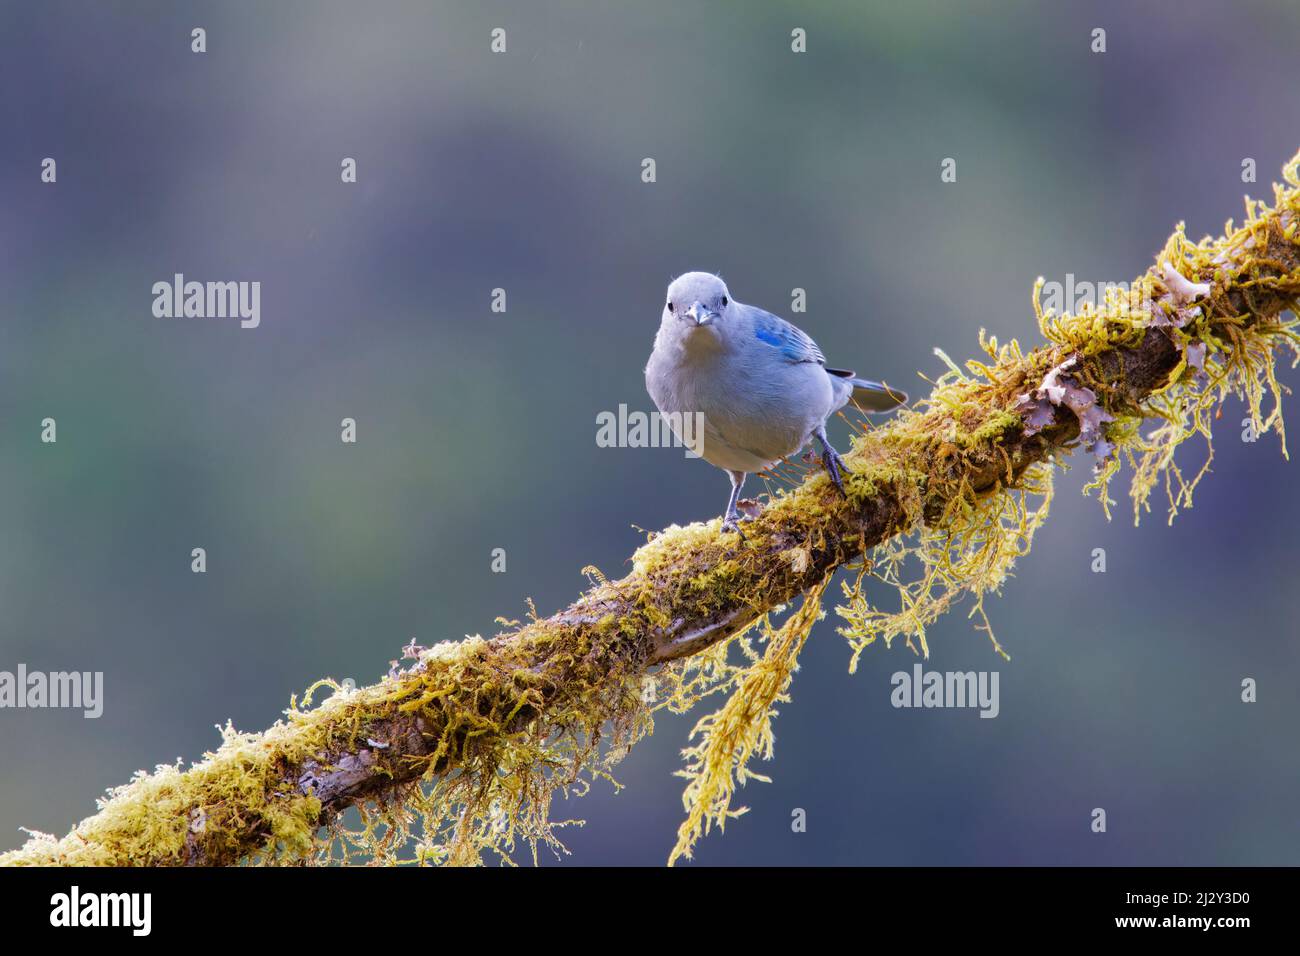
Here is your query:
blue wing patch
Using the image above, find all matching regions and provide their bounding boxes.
[751,310,825,365]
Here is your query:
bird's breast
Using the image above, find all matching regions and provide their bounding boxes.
[646,341,830,470]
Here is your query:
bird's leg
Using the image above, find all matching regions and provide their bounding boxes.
[814,426,848,495]
[720,470,748,537]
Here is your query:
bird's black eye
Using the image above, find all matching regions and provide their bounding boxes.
[721,296,728,306]
[667,301,674,313]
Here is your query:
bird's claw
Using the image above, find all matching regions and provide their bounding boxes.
[720,513,749,541]
[822,447,848,496]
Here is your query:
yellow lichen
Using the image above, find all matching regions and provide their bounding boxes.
[663,580,828,866]
[834,151,1300,674]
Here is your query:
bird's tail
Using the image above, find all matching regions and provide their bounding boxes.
[849,378,907,412]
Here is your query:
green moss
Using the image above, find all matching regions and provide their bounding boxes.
[5,152,1298,870]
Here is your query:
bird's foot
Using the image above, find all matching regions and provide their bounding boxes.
[720,510,749,540]
[822,445,848,495]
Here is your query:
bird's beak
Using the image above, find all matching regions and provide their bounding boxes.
[686,301,714,326]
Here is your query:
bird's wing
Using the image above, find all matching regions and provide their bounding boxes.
[748,307,826,366]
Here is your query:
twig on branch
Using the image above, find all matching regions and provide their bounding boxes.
[5,153,1300,868]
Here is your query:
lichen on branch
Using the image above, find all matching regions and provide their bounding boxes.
[5,153,1299,869]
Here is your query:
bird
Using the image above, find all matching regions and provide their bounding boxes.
[645,272,907,535]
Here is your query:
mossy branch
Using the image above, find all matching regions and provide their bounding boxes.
[6,154,1300,867]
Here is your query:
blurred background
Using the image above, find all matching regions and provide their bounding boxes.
[1,0,1297,865]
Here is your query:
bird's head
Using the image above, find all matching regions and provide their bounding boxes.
[664,272,732,329]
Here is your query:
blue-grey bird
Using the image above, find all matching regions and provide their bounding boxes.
[645,272,907,534]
